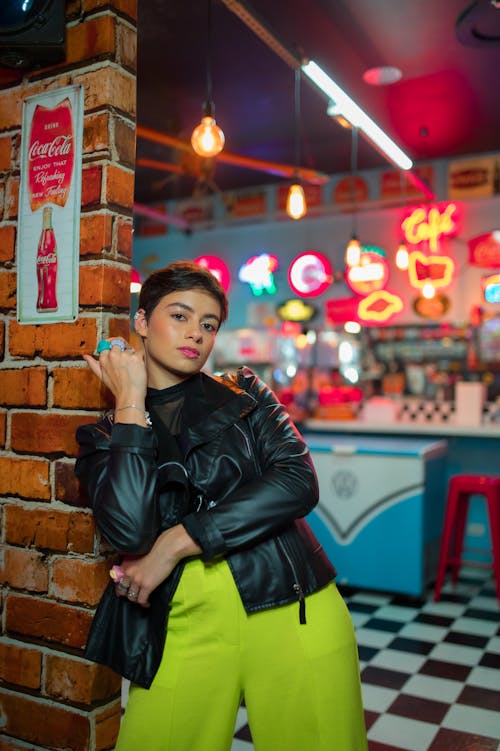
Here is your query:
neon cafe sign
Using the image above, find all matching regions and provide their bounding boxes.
[196,204,459,315]
[401,203,457,298]
[402,203,458,252]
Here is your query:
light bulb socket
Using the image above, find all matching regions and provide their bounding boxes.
[202,99,215,117]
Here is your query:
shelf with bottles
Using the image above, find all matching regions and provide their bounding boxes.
[365,323,472,367]
[356,320,500,402]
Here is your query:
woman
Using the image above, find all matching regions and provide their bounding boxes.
[76,261,367,751]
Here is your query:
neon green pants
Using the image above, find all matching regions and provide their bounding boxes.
[116,558,367,751]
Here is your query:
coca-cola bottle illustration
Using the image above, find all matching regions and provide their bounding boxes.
[36,206,58,312]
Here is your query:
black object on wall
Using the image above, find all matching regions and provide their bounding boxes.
[0,0,66,69]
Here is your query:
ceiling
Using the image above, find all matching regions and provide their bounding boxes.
[135,0,500,205]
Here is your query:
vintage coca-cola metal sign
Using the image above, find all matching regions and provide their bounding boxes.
[17,85,83,324]
[27,97,75,212]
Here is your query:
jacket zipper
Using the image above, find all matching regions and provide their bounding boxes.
[277,537,306,624]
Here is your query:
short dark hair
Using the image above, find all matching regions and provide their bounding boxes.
[138,261,229,324]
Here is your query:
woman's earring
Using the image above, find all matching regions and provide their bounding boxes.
[133,311,140,320]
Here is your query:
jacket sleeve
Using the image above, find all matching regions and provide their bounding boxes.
[75,417,161,554]
[182,368,319,559]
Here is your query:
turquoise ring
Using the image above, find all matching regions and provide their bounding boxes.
[96,339,111,353]
[97,338,128,353]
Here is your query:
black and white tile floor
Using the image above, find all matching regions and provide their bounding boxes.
[231,568,500,751]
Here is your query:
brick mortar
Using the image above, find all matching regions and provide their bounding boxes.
[0,495,95,512]
[68,5,137,28]
[5,590,95,612]
[0,684,96,715]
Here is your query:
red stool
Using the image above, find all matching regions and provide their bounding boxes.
[434,474,500,603]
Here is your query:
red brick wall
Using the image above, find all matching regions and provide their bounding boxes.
[0,2,137,749]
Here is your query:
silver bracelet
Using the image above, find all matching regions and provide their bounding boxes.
[114,404,152,427]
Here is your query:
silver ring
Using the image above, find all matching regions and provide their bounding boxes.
[109,338,127,351]
[117,580,130,592]
[128,590,138,600]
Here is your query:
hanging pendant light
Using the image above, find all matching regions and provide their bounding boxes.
[395,239,409,270]
[345,236,361,267]
[287,68,307,220]
[191,110,225,157]
[422,280,436,299]
[191,0,225,158]
[287,183,306,220]
[344,126,361,265]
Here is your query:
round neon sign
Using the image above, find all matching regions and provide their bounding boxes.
[288,251,333,298]
[345,246,389,296]
[194,255,231,292]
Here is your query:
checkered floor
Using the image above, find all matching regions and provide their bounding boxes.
[231,568,500,751]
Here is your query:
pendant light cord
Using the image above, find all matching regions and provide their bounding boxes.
[205,0,214,113]
[350,125,359,235]
[294,67,301,176]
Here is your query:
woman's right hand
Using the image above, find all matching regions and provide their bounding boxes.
[83,338,148,406]
[112,525,202,607]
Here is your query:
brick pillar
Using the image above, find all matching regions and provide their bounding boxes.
[0,2,137,749]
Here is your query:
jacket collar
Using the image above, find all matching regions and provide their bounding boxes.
[147,371,256,456]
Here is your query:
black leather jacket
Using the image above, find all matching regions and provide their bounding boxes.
[75,367,336,687]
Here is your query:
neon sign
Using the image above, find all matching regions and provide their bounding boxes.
[277,298,317,322]
[238,253,278,296]
[358,290,403,323]
[402,203,457,252]
[407,250,455,291]
[413,294,450,319]
[482,274,500,303]
[345,247,389,296]
[194,255,231,292]
[468,231,500,267]
[288,251,332,298]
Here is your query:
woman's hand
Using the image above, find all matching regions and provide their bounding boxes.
[113,525,202,607]
[83,338,148,410]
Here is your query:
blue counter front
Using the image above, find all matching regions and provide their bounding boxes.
[303,434,448,597]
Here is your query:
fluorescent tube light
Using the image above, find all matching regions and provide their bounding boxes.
[302,60,413,171]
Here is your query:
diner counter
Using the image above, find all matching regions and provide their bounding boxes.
[303,418,500,439]
[300,413,499,594]
[303,433,448,595]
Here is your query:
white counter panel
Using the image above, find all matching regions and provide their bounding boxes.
[304,434,448,596]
